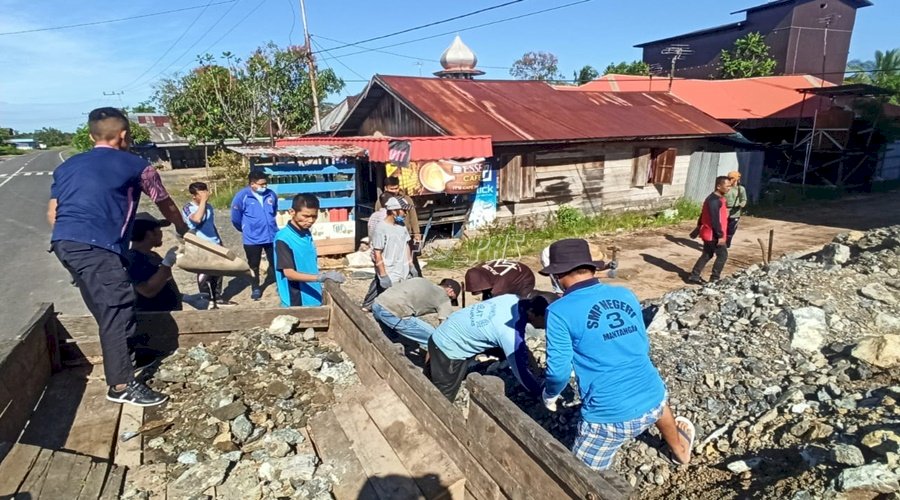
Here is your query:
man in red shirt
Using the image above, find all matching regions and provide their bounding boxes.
[688,176,732,285]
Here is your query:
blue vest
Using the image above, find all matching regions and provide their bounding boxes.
[274,223,322,307]
[51,148,149,255]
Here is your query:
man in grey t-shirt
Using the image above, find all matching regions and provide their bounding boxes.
[372,277,461,348]
[372,197,413,288]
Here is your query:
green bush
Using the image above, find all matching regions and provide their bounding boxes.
[0,144,25,155]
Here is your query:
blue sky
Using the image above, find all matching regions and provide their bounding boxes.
[1,0,896,132]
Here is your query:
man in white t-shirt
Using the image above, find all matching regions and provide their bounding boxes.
[372,197,413,292]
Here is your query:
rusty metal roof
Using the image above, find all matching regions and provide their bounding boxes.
[227,144,366,158]
[338,76,734,144]
[277,135,493,162]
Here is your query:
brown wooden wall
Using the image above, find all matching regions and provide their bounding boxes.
[358,95,442,137]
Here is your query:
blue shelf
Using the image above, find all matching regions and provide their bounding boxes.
[270,181,354,195]
[263,164,356,175]
[277,196,355,211]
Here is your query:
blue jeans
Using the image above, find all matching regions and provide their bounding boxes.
[371,303,435,349]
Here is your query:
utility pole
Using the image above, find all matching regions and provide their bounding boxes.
[103,91,124,103]
[299,0,322,131]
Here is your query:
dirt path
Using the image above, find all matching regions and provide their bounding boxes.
[410,191,900,302]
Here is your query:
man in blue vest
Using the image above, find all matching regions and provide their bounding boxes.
[231,171,278,300]
[273,194,345,307]
[48,107,188,407]
[540,239,694,470]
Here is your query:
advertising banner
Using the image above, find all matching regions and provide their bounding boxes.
[385,158,487,196]
[467,162,498,229]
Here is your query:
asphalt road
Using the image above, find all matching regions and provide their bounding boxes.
[0,150,88,340]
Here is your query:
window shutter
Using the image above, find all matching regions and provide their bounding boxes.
[653,148,677,185]
[499,155,522,202]
[632,148,652,187]
[522,153,536,199]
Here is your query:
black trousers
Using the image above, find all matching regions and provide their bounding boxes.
[690,240,729,281]
[361,276,388,309]
[726,218,740,248]
[53,241,138,386]
[425,337,472,401]
[243,243,274,288]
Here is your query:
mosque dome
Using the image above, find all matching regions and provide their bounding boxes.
[434,35,484,79]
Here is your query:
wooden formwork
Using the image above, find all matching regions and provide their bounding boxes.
[0,289,632,499]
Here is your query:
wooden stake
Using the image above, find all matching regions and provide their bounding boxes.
[757,238,768,264]
[767,229,774,263]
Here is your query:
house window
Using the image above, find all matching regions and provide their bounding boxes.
[632,147,677,187]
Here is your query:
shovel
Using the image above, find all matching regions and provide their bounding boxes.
[606,245,620,279]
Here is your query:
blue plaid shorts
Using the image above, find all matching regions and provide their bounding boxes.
[572,398,666,471]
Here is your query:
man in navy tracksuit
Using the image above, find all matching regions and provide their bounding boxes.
[48,107,188,407]
[540,239,694,470]
[231,171,279,300]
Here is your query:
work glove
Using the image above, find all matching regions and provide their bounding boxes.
[318,271,345,284]
[161,247,178,268]
[378,275,393,289]
[542,388,560,412]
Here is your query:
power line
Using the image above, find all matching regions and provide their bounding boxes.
[119,0,216,91]
[319,0,591,66]
[323,0,524,52]
[311,38,367,81]
[0,1,236,36]
[285,0,297,45]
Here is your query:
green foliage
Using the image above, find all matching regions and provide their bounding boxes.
[71,124,92,152]
[207,149,248,182]
[510,51,563,82]
[718,32,777,79]
[155,42,344,145]
[130,100,158,113]
[573,65,599,85]
[0,144,25,156]
[428,200,703,269]
[602,60,650,76]
[846,49,900,105]
[32,127,72,147]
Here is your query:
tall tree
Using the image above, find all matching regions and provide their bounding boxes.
[510,51,563,82]
[717,32,777,79]
[32,127,72,147]
[602,60,650,76]
[71,120,151,153]
[847,49,900,104]
[573,65,599,85]
[130,100,158,113]
[155,43,343,144]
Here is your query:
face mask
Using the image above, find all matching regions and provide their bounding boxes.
[253,186,267,194]
[395,215,406,224]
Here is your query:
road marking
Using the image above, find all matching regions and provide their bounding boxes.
[0,165,26,189]
[58,151,66,163]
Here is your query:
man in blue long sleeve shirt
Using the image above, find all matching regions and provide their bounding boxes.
[540,239,694,470]
[426,292,556,401]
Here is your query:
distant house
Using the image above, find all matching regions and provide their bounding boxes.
[132,114,267,168]
[5,138,39,150]
[637,0,873,83]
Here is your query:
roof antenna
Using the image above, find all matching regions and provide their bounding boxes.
[661,44,693,92]
[648,63,664,91]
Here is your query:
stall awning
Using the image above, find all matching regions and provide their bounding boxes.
[275,135,493,162]
[227,144,366,159]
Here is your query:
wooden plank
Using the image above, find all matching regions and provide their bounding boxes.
[76,461,110,500]
[467,374,631,499]
[362,382,466,499]
[183,232,235,259]
[16,447,54,499]
[0,443,41,496]
[0,304,54,456]
[324,285,502,500]
[308,409,378,500]
[115,404,143,467]
[64,332,229,364]
[333,400,424,500]
[64,370,122,460]
[40,451,95,500]
[18,366,92,452]
[99,464,125,500]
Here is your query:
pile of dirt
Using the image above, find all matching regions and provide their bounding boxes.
[122,316,358,499]
[492,226,900,498]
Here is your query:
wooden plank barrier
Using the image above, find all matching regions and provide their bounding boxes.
[323,283,632,500]
[0,303,58,462]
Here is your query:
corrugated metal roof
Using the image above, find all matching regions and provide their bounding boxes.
[227,145,366,158]
[353,75,733,144]
[562,74,833,121]
[277,135,493,162]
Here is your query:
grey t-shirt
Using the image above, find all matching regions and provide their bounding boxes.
[372,221,410,283]
[375,278,453,320]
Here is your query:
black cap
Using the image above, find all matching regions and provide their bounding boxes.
[131,212,171,242]
[539,239,605,276]
[439,278,462,306]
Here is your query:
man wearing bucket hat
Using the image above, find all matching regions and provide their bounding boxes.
[724,171,747,248]
[540,239,694,470]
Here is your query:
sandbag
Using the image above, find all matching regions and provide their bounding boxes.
[177,233,252,277]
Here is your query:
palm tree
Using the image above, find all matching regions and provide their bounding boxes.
[846,49,899,85]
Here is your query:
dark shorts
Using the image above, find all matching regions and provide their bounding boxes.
[425,337,472,401]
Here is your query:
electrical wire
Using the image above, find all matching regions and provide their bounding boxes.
[311,38,367,81]
[0,1,236,36]
[322,0,524,52]
[285,0,297,45]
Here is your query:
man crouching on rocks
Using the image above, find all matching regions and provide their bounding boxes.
[540,238,695,470]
